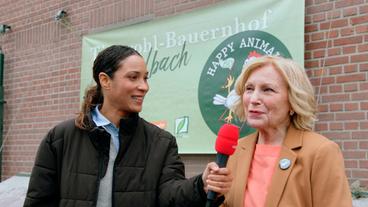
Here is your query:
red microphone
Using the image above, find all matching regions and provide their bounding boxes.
[206,124,239,206]
[215,123,239,159]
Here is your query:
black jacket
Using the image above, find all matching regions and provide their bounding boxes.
[24,113,206,207]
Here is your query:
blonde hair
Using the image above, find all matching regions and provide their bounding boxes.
[233,56,317,131]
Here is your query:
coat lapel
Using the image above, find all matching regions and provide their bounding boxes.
[265,125,303,207]
[233,133,258,207]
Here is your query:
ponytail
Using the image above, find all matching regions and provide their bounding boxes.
[76,45,140,129]
[75,85,103,129]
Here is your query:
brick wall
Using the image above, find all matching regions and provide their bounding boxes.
[305,0,368,187]
[0,0,367,188]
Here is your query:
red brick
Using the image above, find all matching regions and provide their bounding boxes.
[306,3,334,14]
[352,92,368,101]
[330,122,344,130]
[345,160,358,168]
[360,141,368,149]
[311,80,328,91]
[343,7,358,16]
[360,63,368,72]
[305,24,319,32]
[305,41,328,50]
[305,60,320,68]
[336,74,366,83]
[311,32,325,41]
[343,46,357,54]
[327,48,341,56]
[335,0,365,8]
[344,121,359,130]
[343,64,358,73]
[324,56,349,66]
[312,13,326,22]
[321,76,335,84]
[305,51,312,60]
[320,19,348,29]
[329,66,343,75]
[344,102,359,110]
[313,50,326,58]
[329,85,343,93]
[351,14,368,25]
[317,113,335,121]
[343,151,366,159]
[318,104,329,112]
[356,25,368,33]
[361,102,368,110]
[315,122,328,131]
[330,103,343,112]
[360,121,368,129]
[344,141,358,150]
[351,53,368,63]
[352,131,368,139]
[304,35,310,43]
[317,85,328,94]
[344,83,358,92]
[360,82,368,90]
[326,30,339,38]
[361,180,368,187]
[305,15,312,24]
[312,68,325,76]
[330,10,342,19]
[314,0,329,4]
[341,27,355,36]
[322,131,350,139]
[360,5,368,14]
[352,170,368,179]
[360,160,368,168]
[336,112,365,121]
[334,36,363,46]
[322,94,350,103]
[358,44,368,52]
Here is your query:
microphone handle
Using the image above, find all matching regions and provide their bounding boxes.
[206,153,229,206]
[215,152,229,168]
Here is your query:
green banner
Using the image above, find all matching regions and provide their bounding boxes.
[81,0,304,153]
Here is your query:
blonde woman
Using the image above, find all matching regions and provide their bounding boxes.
[222,56,352,207]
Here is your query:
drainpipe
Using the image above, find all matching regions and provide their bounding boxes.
[0,47,5,181]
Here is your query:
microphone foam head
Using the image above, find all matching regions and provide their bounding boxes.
[215,124,239,155]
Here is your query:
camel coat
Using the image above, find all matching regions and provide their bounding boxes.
[222,125,352,207]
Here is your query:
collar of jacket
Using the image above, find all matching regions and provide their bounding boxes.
[119,113,139,135]
[87,112,140,150]
[232,124,304,207]
[83,110,139,132]
[86,112,140,179]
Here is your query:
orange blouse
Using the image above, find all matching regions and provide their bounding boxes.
[244,144,281,207]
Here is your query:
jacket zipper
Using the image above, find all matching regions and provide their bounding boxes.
[112,133,124,207]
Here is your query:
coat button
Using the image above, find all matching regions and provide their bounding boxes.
[279,158,291,170]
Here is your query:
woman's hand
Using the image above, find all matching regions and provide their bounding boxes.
[202,162,233,195]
